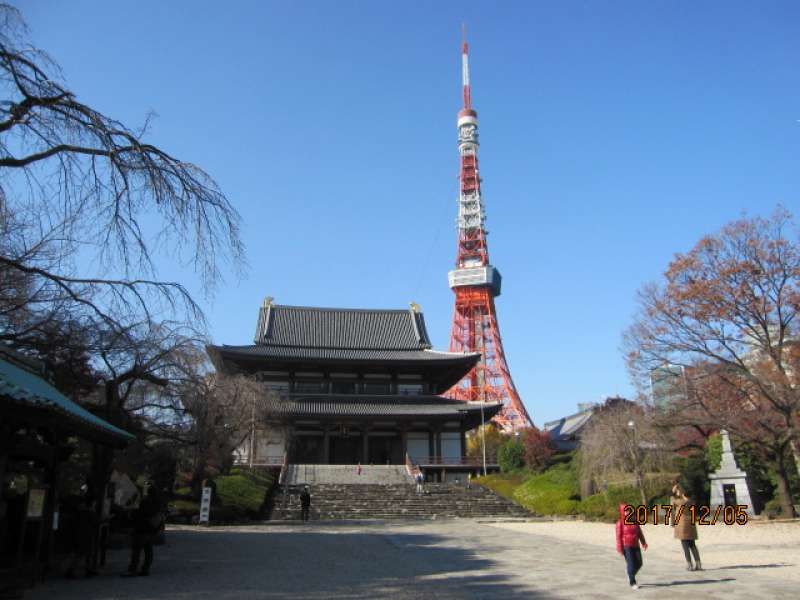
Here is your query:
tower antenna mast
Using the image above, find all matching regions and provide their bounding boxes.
[461,23,471,110]
[447,29,533,431]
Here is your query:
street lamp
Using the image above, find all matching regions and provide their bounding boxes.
[627,419,646,505]
[480,401,487,477]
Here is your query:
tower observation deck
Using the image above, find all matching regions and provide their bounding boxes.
[447,35,533,431]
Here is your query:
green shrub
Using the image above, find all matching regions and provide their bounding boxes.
[213,468,275,520]
[674,451,710,505]
[554,498,580,515]
[169,499,199,512]
[604,484,642,508]
[475,473,525,501]
[577,493,608,520]
[512,462,579,515]
[498,439,525,473]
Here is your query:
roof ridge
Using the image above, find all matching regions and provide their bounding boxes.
[273,304,412,313]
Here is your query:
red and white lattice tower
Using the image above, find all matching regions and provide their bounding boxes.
[447,35,533,431]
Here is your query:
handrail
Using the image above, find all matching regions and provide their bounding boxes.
[405,452,420,480]
[278,452,288,484]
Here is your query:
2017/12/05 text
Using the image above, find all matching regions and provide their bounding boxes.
[623,504,749,526]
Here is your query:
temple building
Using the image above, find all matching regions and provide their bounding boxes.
[207,298,501,472]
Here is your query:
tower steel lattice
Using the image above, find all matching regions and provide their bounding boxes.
[447,35,533,431]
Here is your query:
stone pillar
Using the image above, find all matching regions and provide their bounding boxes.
[709,430,756,515]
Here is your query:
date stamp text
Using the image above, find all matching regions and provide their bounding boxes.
[623,504,749,526]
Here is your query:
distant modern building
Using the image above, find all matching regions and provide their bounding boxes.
[207,298,502,479]
[650,364,687,409]
[543,404,597,451]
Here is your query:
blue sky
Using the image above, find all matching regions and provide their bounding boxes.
[20,1,799,424]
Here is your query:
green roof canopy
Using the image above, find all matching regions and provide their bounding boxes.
[0,356,134,447]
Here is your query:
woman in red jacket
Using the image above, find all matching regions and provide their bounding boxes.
[616,503,648,589]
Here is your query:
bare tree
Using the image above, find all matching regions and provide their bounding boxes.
[625,209,800,516]
[0,3,244,347]
[579,398,671,505]
[179,371,275,493]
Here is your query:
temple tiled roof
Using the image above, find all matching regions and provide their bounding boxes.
[254,303,432,349]
[208,301,481,393]
[261,394,502,421]
[211,344,474,363]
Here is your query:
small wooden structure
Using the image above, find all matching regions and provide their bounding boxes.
[0,348,134,593]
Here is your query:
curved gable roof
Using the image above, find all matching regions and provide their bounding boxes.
[254,303,432,350]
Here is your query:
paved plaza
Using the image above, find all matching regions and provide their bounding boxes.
[29,519,797,599]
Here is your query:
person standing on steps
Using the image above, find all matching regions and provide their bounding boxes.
[300,485,311,522]
[615,503,648,590]
[671,483,702,571]
[415,471,424,495]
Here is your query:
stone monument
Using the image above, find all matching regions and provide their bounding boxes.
[709,430,756,515]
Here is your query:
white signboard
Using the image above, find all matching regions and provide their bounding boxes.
[199,486,212,524]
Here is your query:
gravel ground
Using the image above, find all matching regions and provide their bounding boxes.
[489,517,800,583]
[25,519,798,599]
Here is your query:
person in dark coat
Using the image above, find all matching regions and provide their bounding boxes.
[672,484,702,571]
[123,485,162,576]
[299,486,311,522]
[64,486,98,578]
[615,503,648,590]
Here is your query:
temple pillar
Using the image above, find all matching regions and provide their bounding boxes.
[428,430,435,459]
[434,427,442,459]
[322,426,330,464]
[400,427,408,459]
[362,426,369,464]
[460,429,467,458]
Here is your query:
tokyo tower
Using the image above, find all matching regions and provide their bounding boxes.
[447,34,533,431]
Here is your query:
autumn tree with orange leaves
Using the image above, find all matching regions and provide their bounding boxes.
[625,209,800,517]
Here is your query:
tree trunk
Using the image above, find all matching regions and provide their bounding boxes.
[789,439,800,482]
[190,454,207,499]
[774,459,797,518]
[635,469,647,506]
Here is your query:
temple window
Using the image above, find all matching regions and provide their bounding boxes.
[294,381,328,393]
[331,381,357,394]
[265,381,290,393]
[397,383,424,396]
[362,382,391,395]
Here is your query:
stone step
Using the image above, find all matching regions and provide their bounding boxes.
[269,482,529,520]
[284,464,413,486]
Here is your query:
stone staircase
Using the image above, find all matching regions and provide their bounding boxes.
[270,482,530,520]
[283,464,413,486]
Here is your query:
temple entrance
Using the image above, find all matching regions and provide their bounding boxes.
[330,435,361,464]
[368,434,402,464]
[292,435,323,463]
